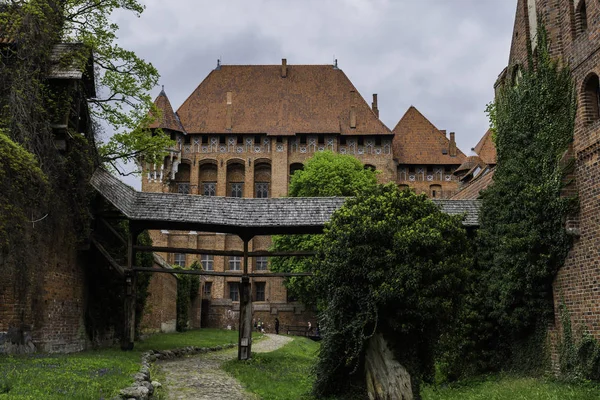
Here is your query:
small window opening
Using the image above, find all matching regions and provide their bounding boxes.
[375,137,382,146]
[318,135,325,144]
[300,135,307,144]
[584,73,600,122]
[340,136,347,145]
[202,135,208,144]
[357,137,364,146]
[276,136,283,143]
[184,135,191,144]
[219,135,225,144]
[237,135,243,144]
[254,135,261,144]
[576,1,588,35]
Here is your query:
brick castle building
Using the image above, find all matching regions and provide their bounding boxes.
[142,60,467,329]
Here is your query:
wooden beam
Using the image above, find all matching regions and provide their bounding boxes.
[131,266,312,278]
[98,217,126,245]
[90,236,125,276]
[132,245,316,258]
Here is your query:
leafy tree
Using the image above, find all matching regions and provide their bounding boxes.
[0,0,172,172]
[313,185,471,399]
[270,151,378,307]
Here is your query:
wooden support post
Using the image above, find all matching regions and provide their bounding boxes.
[121,227,139,351]
[238,239,253,360]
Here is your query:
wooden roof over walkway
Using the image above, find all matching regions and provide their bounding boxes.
[91,169,480,237]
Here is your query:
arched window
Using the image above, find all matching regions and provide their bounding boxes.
[254,162,271,198]
[364,164,376,172]
[226,161,245,198]
[173,163,190,194]
[583,73,600,122]
[576,0,588,35]
[199,161,217,196]
[289,163,304,182]
[430,184,442,199]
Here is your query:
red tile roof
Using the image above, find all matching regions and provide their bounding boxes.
[474,129,497,165]
[149,88,185,133]
[392,106,466,165]
[451,168,495,200]
[176,64,391,136]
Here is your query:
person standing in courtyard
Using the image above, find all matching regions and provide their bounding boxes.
[275,317,280,334]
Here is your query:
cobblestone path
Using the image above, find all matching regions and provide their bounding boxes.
[157,334,293,400]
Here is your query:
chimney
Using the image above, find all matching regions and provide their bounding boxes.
[281,58,287,78]
[371,94,379,118]
[440,129,447,137]
[449,132,457,157]
[226,91,233,129]
[350,90,357,129]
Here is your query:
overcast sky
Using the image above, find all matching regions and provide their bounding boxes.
[113,0,516,187]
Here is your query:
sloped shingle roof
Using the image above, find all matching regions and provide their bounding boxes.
[392,106,466,165]
[451,168,495,200]
[474,129,497,165]
[176,64,391,136]
[148,88,185,132]
[91,169,480,231]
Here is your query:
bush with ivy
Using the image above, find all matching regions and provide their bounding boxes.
[312,185,471,399]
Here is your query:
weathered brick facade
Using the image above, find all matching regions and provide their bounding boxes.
[142,62,468,329]
[503,0,600,340]
[140,269,177,334]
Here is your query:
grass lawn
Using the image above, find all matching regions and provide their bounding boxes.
[223,336,320,400]
[0,328,239,400]
[422,375,600,400]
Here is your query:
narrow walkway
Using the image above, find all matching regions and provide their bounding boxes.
[157,334,293,400]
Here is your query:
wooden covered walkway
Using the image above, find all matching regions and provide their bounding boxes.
[90,168,480,359]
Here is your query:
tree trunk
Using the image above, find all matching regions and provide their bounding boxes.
[365,333,413,400]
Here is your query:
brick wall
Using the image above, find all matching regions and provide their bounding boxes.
[0,227,87,354]
[140,267,177,334]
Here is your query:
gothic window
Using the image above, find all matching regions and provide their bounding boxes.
[576,0,588,35]
[416,167,425,181]
[230,182,243,198]
[430,184,442,199]
[289,163,304,182]
[174,253,186,267]
[177,183,190,194]
[255,282,266,301]
[256,256,268,271]
[434,167,443,181]
[397,167,407,181]
[203,182,216,196]
[203,282,212,298]
[229,282,239,301]
[255,183,269,198]
[201,254,214,271]
[584,73,600,122]
[229,256,241,271]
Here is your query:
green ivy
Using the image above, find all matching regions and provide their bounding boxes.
[175,261,200,332]
[442,24,578,378]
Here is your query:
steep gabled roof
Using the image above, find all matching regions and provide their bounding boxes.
[392,106,466,165]
[451,168,495,200]
[176,64,391,136]
[148,88,185,133]
[474,129,497,165]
